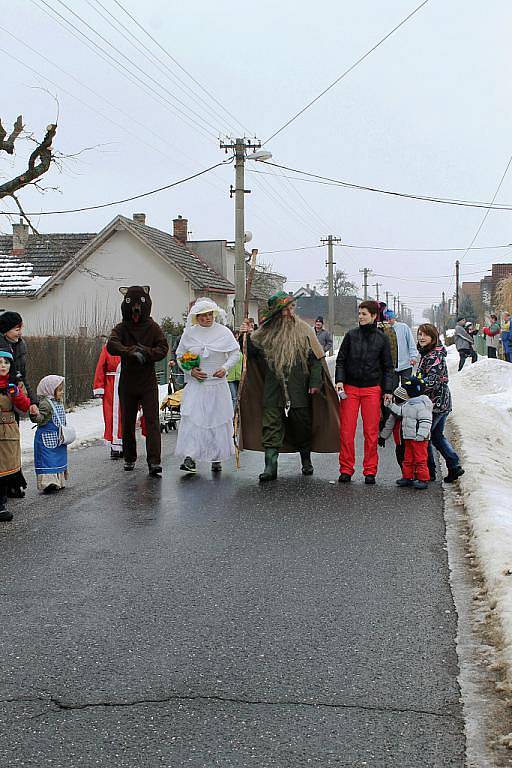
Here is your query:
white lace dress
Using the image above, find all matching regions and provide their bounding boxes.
[176,343,240,463]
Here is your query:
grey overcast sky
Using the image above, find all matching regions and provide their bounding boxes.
[2,0,512,320]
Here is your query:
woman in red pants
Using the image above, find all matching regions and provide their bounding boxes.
[335,300,394,484]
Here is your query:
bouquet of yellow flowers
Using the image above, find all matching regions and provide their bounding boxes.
[179,351,201,379]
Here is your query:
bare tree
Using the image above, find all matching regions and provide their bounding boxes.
[318,269,357,297]
[0,115,57,229]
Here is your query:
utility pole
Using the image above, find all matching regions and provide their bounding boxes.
[393,295,397,313]
[220,137,262,328]
[321,235,341,335]
[441,291,446,333]
[455,259,460,317]
[359,267,371,300]
[373,282,382,302]
[385,290,390,308]
[397,293,401,316]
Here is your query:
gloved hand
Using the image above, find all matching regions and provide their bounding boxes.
[378,437,386,448]
[7,383,19,397]
[132,347,146,364]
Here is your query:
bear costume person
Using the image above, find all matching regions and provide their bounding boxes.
[107,286,168,475]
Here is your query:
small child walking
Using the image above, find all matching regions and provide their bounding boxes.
[390,376,433,490]
[379,385,409,467]
[31,375,69,494]
[0,350,31,521]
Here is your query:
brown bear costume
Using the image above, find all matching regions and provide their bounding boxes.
[107,286,168,475]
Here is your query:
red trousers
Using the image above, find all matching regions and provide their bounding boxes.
[402,439,429,481]
[339,385,381,476]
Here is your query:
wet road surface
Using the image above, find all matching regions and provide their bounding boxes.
[0,433,464,766]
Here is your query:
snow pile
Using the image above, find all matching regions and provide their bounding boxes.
[19,398,104,461]
[19,385,170,462]
[448,349,512,680]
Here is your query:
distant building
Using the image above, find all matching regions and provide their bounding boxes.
[293,284,318,299]
[294,295,358,335]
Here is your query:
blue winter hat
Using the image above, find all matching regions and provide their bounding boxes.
[384,310,396,320]
[0,350,13,360]
[403,375,425,398]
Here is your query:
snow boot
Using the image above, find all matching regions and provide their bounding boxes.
[259,449,278,482]
[124,461,136,471]
[110,448,123,460]
[364,475,376,485]
[211,461,222,473]
[148,464,162,477]
[443,466,464,483]
[338,473,351,483]
[300,451,314,476]
[414,480,428,490]
[0,509,13,522]
[180,456,196,474]
[396,478,414,487]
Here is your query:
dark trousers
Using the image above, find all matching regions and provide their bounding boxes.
[119,382,161,465]
[458,349,477,371]
[262,406,312,451]
[487,347,497,358]
[427,411,460,474]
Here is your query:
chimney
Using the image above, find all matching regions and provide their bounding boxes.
[306,283,310,290]
[132,213,146,225]
[12,219,29,256]
[173,215,188,244]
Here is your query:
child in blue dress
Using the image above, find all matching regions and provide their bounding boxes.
[31,375,69,494]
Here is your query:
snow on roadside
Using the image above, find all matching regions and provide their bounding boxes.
[447,345,512,685]
[19,385,170,463]
[19,399,104,463]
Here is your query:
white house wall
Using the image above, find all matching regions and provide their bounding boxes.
[0,229,193,336]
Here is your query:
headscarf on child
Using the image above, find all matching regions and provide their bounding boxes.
[37,375,64,399]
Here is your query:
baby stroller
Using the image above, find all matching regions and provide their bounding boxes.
[160,367,185,432]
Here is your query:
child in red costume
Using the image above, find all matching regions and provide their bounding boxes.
[0,350,31,521]
[93,345,123,459]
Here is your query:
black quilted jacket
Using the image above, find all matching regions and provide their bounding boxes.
[335,324,394,392]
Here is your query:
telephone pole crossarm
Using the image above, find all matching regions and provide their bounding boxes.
[220,138,262,328]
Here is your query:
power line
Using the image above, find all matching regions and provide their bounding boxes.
[51,0,223,134]
[259,242,512,255]
[84,0,238,136]
[30,0,217,141]
[458,153,512,264]
[111,0,253,137]
[250,164,512,211]
[264,0,430,143]
[0,159,233,216]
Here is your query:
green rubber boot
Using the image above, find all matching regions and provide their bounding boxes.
[259,448,279,482]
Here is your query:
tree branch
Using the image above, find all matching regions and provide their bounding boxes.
[0,122,57,200]
[10,194,40,234]
[0,115,24,155]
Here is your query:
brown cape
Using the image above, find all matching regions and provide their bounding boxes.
[239,325,340,453]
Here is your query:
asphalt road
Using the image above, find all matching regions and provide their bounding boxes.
[0,430,464,767]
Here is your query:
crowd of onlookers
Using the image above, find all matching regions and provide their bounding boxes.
[454,311,511,370]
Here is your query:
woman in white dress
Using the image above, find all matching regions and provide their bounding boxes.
[175,298,240,474]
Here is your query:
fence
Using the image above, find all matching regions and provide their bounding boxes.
[25,333,179,407]
[25,336,105,407]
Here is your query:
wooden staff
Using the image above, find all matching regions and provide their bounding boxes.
[233,248,258,468]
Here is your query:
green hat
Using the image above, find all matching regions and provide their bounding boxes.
[260,291,295,325]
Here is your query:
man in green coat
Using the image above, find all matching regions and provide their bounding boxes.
[239,292,339,482]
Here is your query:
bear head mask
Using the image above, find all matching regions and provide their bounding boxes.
[119,286,152,324]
